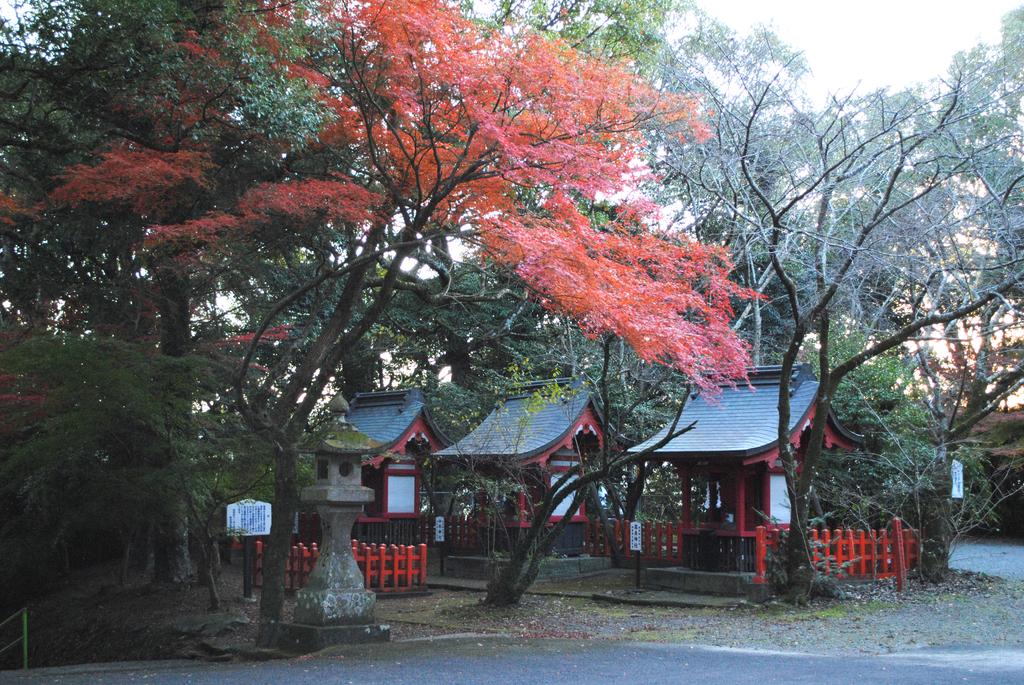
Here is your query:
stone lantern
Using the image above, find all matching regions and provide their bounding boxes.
[276,394,390,651]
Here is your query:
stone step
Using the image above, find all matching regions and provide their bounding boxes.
[644,567,770,602]
[442,555,612,581]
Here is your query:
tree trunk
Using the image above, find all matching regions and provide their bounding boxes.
[153,515,191,584]
[196,532,221,611]
[623,462,647,519]
[783,488,812,602]
[483,483,587,606]
[256,442,300,646]
[484,543,540,607]
[751,298,762,366]
[586,484,623,566]
[918,444,953,581]
[775,340,814,602]
[152,267,193,585]
[442,334,473,387]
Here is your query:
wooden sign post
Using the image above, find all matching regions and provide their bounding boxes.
[630,521,643,588]
[227,499,272,599]
[435,516,446,576]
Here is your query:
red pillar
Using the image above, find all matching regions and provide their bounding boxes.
[735,468,746,533]
[762,467,771,523]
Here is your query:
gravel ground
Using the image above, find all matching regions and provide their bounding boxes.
[951,537,1024,580]
[377,571,1024,655]
[18,552,1024,668]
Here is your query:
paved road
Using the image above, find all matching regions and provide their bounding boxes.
[4,638,1024,685]
[951,537,1024,579]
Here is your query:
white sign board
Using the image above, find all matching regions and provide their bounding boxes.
[227,499,272,536]
[434,516,445,543]
[769,475,792,524]
[551,474,578,517]
[951,459,964,499]
[387,475,417,514]
[629,521,643,552]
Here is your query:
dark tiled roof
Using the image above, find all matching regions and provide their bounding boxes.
[631,364,857,457]
[435,379,596,460]
[346,389,449,450]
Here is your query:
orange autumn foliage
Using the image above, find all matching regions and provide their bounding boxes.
[47,0,751,387]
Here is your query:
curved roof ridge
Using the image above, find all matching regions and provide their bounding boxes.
[631,364,860,457]
[436,378,599,460]
[347,388,451,449]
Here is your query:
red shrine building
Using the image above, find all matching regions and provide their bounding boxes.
[435,379,604,553]
[632,364,861,537]
[345,389,449,542]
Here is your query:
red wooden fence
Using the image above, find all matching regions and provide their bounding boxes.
[253,540,428,593]
[417,516,481,552]
[752,518,919,586]
[585,517,919,588]
[585,519,693,563]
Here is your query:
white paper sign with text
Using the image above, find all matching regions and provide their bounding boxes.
[629,521,643,552]
[227,499,272,536]
[951,460,964,499]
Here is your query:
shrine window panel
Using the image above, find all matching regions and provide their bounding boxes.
[387,475,417,514]
[769,474,791,524]
[550,473,578,517]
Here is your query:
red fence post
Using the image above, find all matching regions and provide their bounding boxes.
[361,543,372,588]
[893,517,907,592]
[285,545,295,591]
[298,544,308,589]
[418,543,428,587]
[858,530,867,577]
[753,526,767,584]
[880,529,891,577]
[254,540,263,587]
[822,529,832,576]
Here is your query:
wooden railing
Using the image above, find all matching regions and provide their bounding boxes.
[586,517,919,585]
[353,542,429,592]
[442,516,483,552]
[753,518,918,587]
[297,513,581,554]
[584,519,757,572]
[253,540,428,593]
[294,512,473,548]
[353,517,422,546]
[586,518,687,561]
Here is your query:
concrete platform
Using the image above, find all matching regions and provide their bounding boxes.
[644,567,771,603]
[274,622,390,653]
[442,555,612,581]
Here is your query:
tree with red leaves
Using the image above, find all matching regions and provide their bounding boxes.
[214,0,750,638]
[4,0,752,638]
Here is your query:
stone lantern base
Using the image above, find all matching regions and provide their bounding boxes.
[274,622,390,653]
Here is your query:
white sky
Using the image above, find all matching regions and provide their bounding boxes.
[694,1,1021,96]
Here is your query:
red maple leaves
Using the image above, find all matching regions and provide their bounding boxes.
[51,148,212,219]
[41,0,751,386]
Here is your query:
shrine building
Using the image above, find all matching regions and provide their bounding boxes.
[631,364,861,537]
[345,389,449,542]
[434,379,604,553]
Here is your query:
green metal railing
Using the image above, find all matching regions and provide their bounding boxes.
[0,608,28,670]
